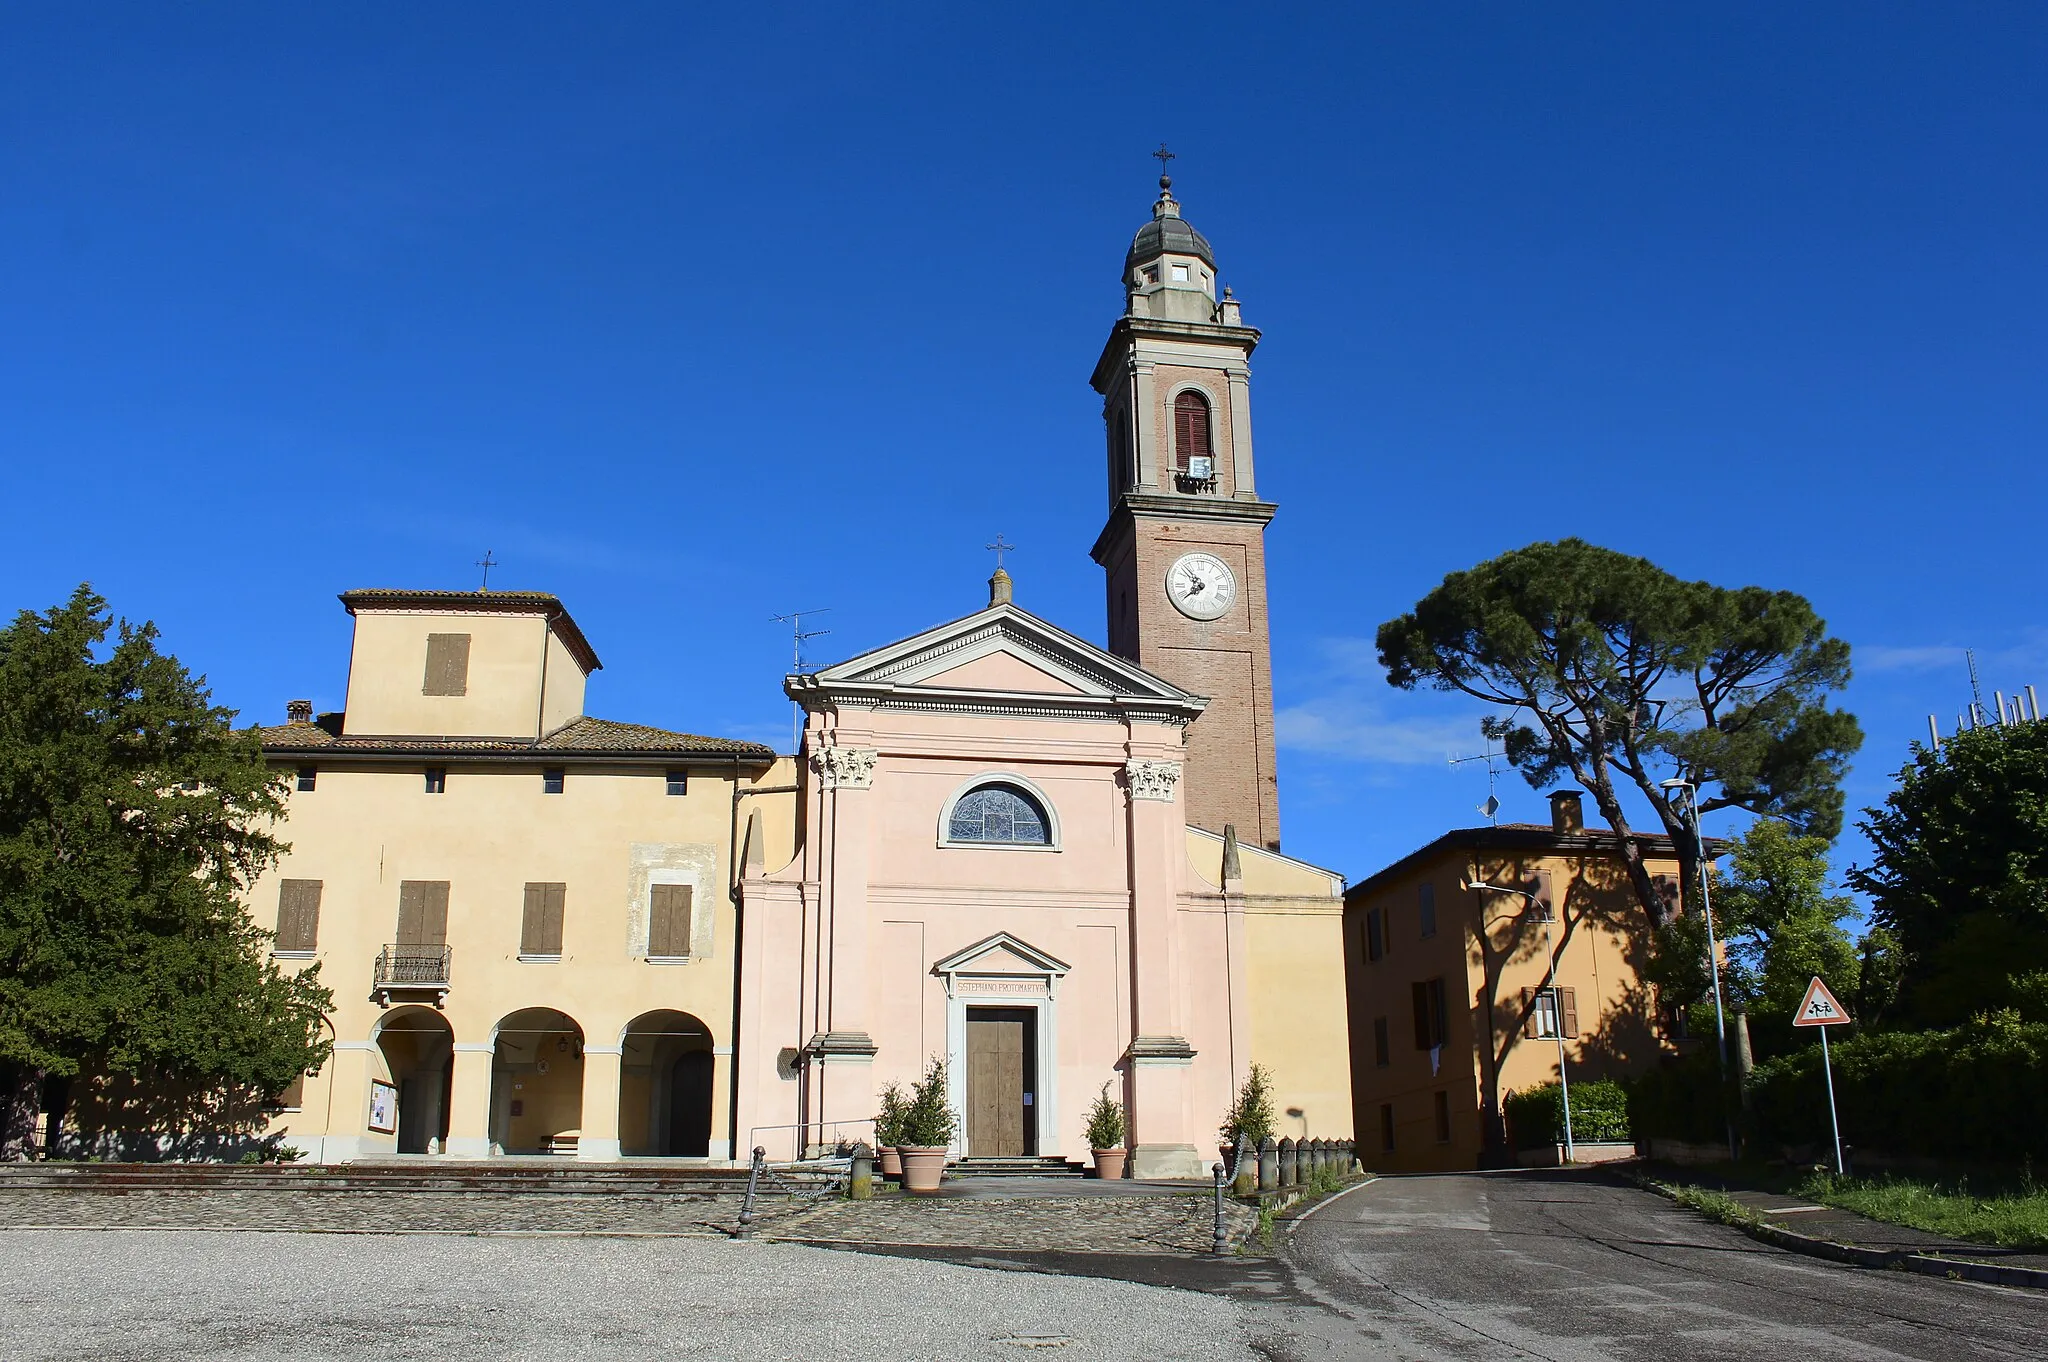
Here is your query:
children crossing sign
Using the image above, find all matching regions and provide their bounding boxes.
[1793,976,1850,1027]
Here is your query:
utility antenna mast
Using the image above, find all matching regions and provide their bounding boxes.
[771,608,832,753]
[1449,738,1509,826]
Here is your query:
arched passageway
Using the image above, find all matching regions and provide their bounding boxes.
[619,1010,715,1157]
[487,1009,585,1155]
[373,1007,453,1155]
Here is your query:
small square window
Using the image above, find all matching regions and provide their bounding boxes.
[424,768,447,795]
[1142,266,1159,284]
[296,766,317,792]
[542,767,565,795]
[1171,263,1190,282]
[1532,989,1561,1038]
[666,769,688,797]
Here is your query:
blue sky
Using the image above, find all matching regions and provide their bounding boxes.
[5,5,2045,891]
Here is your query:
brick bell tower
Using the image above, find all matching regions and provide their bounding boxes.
[1090,166,1282,850]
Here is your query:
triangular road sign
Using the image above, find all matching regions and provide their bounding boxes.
[1793,976,1851,1027]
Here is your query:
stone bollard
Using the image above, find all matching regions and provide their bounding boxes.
[1258,1136,1278,1191]
[1278,1136,1297,1188]
[847,1141,874,1200]
[1312,1138,1328,1176]
[1346,1138,1358,1173]
[1232,1134,1255,1197]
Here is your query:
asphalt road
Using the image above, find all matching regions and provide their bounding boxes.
[1254,1169,2048,1361]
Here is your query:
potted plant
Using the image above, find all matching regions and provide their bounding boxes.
[1084,1081,1128,1180]
[874,1081,908,1179]
[896,1056,958,1194]
[1218,1063,1275,1179]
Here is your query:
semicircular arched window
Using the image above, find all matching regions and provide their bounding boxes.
[947,783,1051,846]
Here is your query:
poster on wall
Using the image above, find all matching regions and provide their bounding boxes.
[368,1080,398,1134]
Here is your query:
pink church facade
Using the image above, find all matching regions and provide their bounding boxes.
[734,592,1258,1178]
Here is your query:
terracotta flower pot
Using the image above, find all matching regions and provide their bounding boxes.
[1091,1148,1127,1181]
[897,1145,949,1194]
[878,1145,902,1178]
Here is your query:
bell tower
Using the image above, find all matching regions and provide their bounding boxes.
[1089,168,1281,850]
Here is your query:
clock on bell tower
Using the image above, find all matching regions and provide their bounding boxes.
[1089,168,1282,850]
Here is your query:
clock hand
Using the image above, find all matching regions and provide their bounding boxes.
[1186,579,1206,595]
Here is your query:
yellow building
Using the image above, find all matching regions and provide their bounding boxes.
[250,589,792,1161]
[1343,791,1688,1171]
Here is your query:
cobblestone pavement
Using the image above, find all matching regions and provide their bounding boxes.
[0,1229,1260,1361]
[766,1190,1254,1254]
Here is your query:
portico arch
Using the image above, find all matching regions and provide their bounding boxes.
[372,1007,452,1155]
[619,1010,716,1157]
[487,1008,585,1155]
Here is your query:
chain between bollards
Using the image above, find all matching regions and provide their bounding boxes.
[737,1144,766,1239]
[1211,1160,1229,1256]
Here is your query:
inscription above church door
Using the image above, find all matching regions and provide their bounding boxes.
[966,1008,1034,1158]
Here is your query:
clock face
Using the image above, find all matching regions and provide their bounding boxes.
[1165,552,1238,621]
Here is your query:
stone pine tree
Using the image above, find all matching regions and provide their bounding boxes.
[0,587,332,1159]
[1377,539,1862,932]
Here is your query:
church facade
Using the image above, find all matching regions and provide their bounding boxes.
[107,175,1353,1172]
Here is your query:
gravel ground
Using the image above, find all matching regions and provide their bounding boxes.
[0,1230,1258,1362]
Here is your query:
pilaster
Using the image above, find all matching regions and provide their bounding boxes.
[444,1043,496,1158]
[578,1046,623,1161]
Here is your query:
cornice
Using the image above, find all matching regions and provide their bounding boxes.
[1090,495,1279,566]
[1091,316,1261,392]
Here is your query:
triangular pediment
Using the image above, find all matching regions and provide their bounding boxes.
[799,604,1206,719]
[932,932,1071,978]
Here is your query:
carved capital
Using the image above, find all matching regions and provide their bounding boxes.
[811,745,878,790]
[1123,758,1182,802]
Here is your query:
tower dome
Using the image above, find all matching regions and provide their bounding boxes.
[1124,177,1216,276]
[1121,172,1229,324]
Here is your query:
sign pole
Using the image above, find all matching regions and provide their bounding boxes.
[1819,1025,1843,1176]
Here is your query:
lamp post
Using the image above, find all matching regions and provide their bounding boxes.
[1468,879,1574,1164]
[1661,777,1736,1160]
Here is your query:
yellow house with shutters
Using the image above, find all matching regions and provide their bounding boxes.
[244,588,794,1162]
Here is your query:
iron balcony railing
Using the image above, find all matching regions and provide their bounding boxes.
[374,943,452,988]
[1174,472,1218,494]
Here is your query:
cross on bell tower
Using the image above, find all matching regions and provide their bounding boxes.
[1087,158,1281,849]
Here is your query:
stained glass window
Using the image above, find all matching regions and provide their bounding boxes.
[947,784,1050,845]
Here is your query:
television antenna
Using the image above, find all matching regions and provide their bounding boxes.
[1449,737,1509,825]
[771,608,833,753]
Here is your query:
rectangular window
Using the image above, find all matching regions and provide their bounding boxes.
[270,1073,305,1111]
[274,879,322,953]
[1433,1090,1452,1143]
[1534,868,1556,921]
[1418,882,1436,939]
[422,633,471,696]
[424,767,447,795]
[295,766,317,792]
[1380,1103,1396,1152]
[648,883,693,959]
[521,882,566,957]
[1372,1016,1390,1068]
[396,881,450,946]
[542,767,565,795]
[1411,977,1447,1050]
[1365,908,1384,962]
[1171,262,1190,281]
[1522,986,1581,1040]
[665,769,688,797]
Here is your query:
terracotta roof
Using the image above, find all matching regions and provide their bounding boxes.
[337,589,602,673]
[258,715,774,761]
[1345,822,1726,903]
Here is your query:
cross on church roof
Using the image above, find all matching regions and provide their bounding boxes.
[475,550,498,592]
[986,534,1015,569]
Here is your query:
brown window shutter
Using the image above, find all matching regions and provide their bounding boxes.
[1429,978,1447,1046]
[650,884,690,957]
[1535,868,1555,918]
[1560,987,1579,1038]
[544,883,564,955]
[1172,391,1210,470]
[398,881,450,945]
[423,633,471,696]
[276,879,322,951]
[276,1073,305,1109]
[521,883,545,955]
[1521,988,1537,1039]
[1412,981,1432,1050]
[1373,1016,1390,1067]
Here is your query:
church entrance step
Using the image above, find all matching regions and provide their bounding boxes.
[948,1157,1088,1179]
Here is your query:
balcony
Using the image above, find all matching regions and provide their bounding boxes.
[1173,472,1218,495]
[373,943,452,1008]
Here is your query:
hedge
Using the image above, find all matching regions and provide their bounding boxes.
[1505,1078,1631,1147]
[1627,1011,2048,1164]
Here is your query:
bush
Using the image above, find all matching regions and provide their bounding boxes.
[1505,1079,1631,1146]
[1218,1063,1276,1147]
[898,1056,959,1148]
[1083,1081,1126,1150]
[874,1081,909,1148]
[1626,1050,1735,1147]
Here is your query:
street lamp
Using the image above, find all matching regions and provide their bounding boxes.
[1467,878,1574,1164]
[1661,777,1736,1160]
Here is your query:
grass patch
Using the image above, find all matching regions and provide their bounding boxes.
[1797,1171,2048,1250]
[1664,1182,1764,1230]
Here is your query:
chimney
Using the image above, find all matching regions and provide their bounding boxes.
[286,699,314,725]
[1549,790,1584,834]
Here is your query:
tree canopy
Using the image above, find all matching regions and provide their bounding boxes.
[0,587,331,1158]
[1849,719,2048,1026]
[1377,539,1862,928]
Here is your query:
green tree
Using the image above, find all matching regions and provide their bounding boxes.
[0,587,332,1159]
[1377,539,1862,930]
[1850,720,2048,1026]
[1715,819,1860,1036]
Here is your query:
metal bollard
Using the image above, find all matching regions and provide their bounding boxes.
[1278,1136,1297,1188]
[1212,1161,1229,1256]
[1258,1136,1278,1192]
[737,1145,766,1239]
